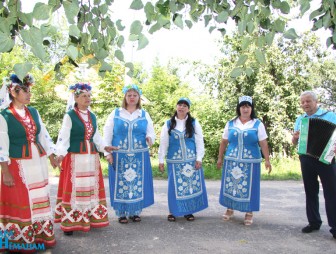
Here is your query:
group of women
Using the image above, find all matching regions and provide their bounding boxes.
[0,74,271,251]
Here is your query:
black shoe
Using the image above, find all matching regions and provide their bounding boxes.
[129,215,141,222]
[118,216,129,224]
[302,225,320,233]
[184,214,195,221]
[63,231,73,236]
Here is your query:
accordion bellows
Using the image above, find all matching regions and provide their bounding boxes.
[298,118,336,164]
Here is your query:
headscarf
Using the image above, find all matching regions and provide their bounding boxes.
[122,84,142,95]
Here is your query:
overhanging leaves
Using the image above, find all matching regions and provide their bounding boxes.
[66,45,78,60]
[236,55,248,66]
[115,49,124,61]
[265,31,275,46]
[31,44,47,61]
[116,20,125,31]
[13,63,33,81]
[130,20,143,35]
[173,14,184,29]
[130,0,144,10]
[99,61,112,72]
[284,28,299,39]
[63,0,80,24]
[280,1,290,14]
[138,34,149,50]
[217,11,229,23]
[1,0,335,79]
[300,0,310,15]
[0,33,15,52]
[230,67,243,78]
[20,28,43,47]
[241,37,250,50]
[255,49,266,65]
[69,25,81,38]
[273,19,285,33]
[19,13,33,27]
[33,3,52,20]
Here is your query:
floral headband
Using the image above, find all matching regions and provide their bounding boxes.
[122,84,142,95]
[4,74,34,91]
[69,83,92,96]
[0,74,34,110]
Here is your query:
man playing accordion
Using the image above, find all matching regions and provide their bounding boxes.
[292,91,336,240]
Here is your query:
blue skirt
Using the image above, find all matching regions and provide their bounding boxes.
[108,150,154,216]
[167,161,208,216]
[219,159,261,212]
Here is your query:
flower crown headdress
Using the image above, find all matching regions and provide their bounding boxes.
[5,74,35,91]
[69,83,92,96]
[122,84,142,95]
[66,83,92,112]
[0,74,35,110]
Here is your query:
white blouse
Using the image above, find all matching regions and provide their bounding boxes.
[158,116,205,163]
[103,108,156,155]
[55,110,107,156]
[222,118,268,141]
[0,108,56,162]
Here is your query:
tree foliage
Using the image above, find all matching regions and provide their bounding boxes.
[316,59,336,110]
[0,45,126,141]
[0,46,66,140]
[196,31,333,160]
[1,31,335,164]
[92,63,125,130]
[1,0,335,80]
[132,63,193,154]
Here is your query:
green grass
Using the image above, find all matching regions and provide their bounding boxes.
[260,158,301,180]
[52,156,302,181]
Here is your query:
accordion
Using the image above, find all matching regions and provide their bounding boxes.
[298,117,336,164]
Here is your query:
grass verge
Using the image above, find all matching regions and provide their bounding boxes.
[52,157,301,181]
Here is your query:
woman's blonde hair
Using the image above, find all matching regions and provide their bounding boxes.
[121,89,142,109]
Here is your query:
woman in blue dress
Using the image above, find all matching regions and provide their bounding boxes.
[159,97,208,222]
[104,84,155,224]
[217,96,272,225]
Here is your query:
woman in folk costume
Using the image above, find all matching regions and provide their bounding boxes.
[158,97,208,222]
[0,74,57,251]
[103,84,155,224]
[216,96,272,225]
[54,83,117,235]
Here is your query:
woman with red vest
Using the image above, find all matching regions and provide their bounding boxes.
[54,83,117,235]
[0,74,58,251]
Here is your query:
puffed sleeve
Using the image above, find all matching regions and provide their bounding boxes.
[194,120,205,161]
[0,114,9,162]
[55,114,72,156]
[158,122,169,163]
[37,110,56,156]
[221,122,230,140]
[103,109,116,155]
[93,121,107,153]
[257,121,268,141]
[145,111,156,144]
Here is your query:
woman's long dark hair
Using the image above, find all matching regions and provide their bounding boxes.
[168,111,195,138]
[236,101,257,119]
